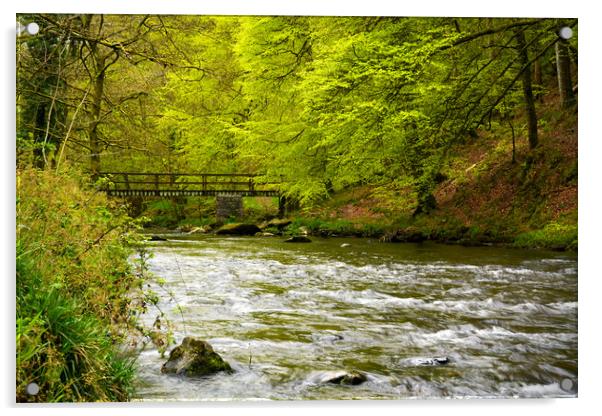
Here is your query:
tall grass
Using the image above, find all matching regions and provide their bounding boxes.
[16,168,146,402]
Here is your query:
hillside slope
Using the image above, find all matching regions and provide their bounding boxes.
[302,95,577,250]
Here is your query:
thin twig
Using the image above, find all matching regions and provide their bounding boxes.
[56,82,92,172]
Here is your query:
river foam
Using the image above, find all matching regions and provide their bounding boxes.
[133,236,577,400]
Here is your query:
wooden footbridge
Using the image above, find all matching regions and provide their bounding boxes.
[99,171,287,218]
[99,172,280,197]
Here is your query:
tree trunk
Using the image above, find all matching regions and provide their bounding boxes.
[533,58,543,102]
[516,29,538,150]
[33,103,47,168]
[556,39,576,108]
[89,66,104,178]
[533,58,542,86]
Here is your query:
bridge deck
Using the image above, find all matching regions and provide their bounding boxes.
[106,189,280,197]
[99,172,281,198]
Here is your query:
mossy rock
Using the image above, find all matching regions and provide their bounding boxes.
[265,218,293,229]
[284,235,312,243]
[320,370,368,385]
[215,223,261,235]
[161,337,232,377]
[388,227,426,243]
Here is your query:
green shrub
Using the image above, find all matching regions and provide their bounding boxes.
[17,244,136,402]
[286,217,357,236]
[144,200,179,227]
[16,168,148,402]
[361,223,386,238]
[514,221,578,250]
[243,196,278,221]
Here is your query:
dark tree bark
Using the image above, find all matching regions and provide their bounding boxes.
[556,38,576,108]
[533,58,542,86]
[533,58,543,102]
[516,29,538,150]
[32,103,47,168]
[89,54,105,177]
[18,17,70,169]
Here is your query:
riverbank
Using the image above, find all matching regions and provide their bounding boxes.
[140,96,576,251]
[16,168,148,402]
[292,97,576,251]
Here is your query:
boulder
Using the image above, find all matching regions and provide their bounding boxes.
[161,337,232,377]
[418,357,449,366]
[284,236,312,243]
[255,232,276,237]
[317,370,368,386]
[215,223,262,236]
[265,218,293,230]
[178,224,196,233]
[384,227,426,243]
[187,225,212,234]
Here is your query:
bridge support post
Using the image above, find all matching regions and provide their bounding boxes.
[278,196,286,218]
[216,194,243,223]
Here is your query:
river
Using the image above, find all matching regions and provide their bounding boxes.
[133,234,577,401]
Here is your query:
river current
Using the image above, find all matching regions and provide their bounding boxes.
[133,235,577,401]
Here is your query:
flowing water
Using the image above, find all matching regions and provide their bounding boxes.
[133,235,577,401]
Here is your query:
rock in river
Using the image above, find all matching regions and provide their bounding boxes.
[149,235,167,241]
[265,218,293,229]
[215,223,262,236]
[316,370,368,386]
[400,356,450,366]
[161,337,232,377]
[284,235,312,243]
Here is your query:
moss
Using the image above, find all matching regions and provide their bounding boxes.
[513,221,578,251]
[162,337,232,377]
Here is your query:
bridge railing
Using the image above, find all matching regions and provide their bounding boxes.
[98,172,281,197]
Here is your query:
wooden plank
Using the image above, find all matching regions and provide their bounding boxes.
[106,189,280,197]
[99,172,258,177]
[109,181,258,186]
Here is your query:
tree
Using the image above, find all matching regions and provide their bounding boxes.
[17,14,75,168]
[17,15,577,214]
[555,36,576,108]
[19,14,172,174]
[516,28,538,150]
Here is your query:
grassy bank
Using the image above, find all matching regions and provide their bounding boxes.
[16,168,147,402]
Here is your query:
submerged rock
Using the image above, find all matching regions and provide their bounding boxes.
[255,232,276,237]
[317,370,368,386]
[401,356,450,366]
[284,236,312,243]
[161,337,232,377]
[215,223,262,236]
[311,332,344,343]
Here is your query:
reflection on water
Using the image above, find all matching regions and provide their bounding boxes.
[133,235,577,400]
